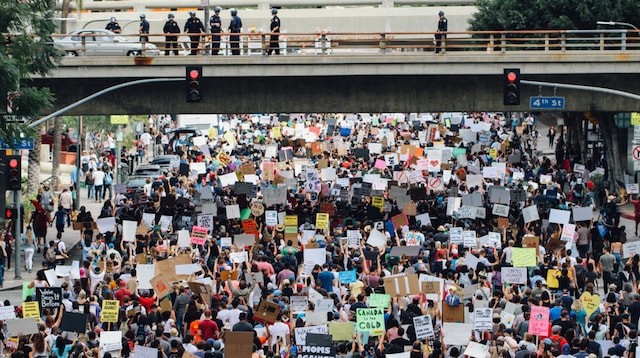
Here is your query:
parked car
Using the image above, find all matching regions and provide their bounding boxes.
[125,176,148,193]
[150,155,180,172]
[55,29,160,57]
[41,128,78,152]
[132,164,163,179]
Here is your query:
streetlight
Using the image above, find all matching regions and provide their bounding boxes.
[596,20,638,31]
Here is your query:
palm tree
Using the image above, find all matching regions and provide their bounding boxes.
[27,127,42,194]
[52,116,62,189]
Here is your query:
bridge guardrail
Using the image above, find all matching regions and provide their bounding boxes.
[50,29,640,57]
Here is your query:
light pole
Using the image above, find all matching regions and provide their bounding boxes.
[596,20,639,31]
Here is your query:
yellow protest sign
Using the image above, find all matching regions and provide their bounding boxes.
[272,127,281,138]
[489,148,497,159]
[316,213,330,230]
[284,215,298,227]
[208,127,218,139]
[512,248,537,267]
[101,299,120,323]
[371,196,384,210]
[109,115,129,125]
[223,130,236,145]
[22,301,40,322]
[631,113,640,126]
[217,152,231,166]
[546,269,560,289]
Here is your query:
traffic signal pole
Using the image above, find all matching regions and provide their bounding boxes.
[13,188,21,280]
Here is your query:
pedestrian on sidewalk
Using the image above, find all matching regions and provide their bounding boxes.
[54,205,66,239]
[0,233,7,288]
[23,226,35,272]
[31,209,49,253]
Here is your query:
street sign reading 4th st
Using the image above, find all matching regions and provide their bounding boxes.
[0,138,34,150]
[530,97,565,109]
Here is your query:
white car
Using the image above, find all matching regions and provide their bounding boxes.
[55,29,160,56]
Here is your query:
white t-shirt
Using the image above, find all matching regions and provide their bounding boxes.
[268,322,290,348]
[93,170,106,186]
[89,269,106,294]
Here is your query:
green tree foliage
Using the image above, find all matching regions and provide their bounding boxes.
[469,0,640,31]
[0,0,62,144]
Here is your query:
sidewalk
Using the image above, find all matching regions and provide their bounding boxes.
[1,184,105,291]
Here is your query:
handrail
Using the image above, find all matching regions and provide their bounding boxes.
[51,29,640,56]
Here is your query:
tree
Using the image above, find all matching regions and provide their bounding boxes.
[469,0,640,191]
[1,0,61,197]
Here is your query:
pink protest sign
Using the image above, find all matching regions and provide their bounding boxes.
[528,306,550,336]
[374,159,387,170]
[191,226,208,245]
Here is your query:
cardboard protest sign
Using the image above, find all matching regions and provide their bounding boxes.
[254,300,281,324]
[382,273,420,296]
[442,302,464,323]
[150,274,172,298]
[224,331,255,358]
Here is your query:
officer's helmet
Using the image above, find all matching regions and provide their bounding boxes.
[168,13,174,19]
[438,10,445,16]
[139,14,146,18]
[230,8,237,16]
[271,8,278,14]
[110,17,116,23]
[189,11,196,16]
[214,6,221,12]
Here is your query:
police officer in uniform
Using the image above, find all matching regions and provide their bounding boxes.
[163,13,180,56]
[228,8,242,55]
[210,6,222,55]
[184,11,205,55]
[139,14,150,42]
[435,10,447,53]
[267,8,281,55]
[105,17,121,34]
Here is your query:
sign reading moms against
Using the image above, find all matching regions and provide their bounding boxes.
[356,307,385,335]
[101,300,120,323]
[36,287,62,311]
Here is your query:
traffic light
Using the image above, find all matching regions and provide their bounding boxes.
[5,155,21,191]
[4,208,15,221]
[503,68,520,105]
[186,66,202,103]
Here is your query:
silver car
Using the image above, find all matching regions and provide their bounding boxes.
[55,29,160,56]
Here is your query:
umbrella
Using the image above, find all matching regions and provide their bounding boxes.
[31,200,45,214]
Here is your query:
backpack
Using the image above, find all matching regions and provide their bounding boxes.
[136,324,147,344]
[44,247,56,262]
[104,172,113,185]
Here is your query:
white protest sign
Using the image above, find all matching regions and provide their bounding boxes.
[462,230,477,248]
[549,209,571,225]
[522,205,540,223]
[304,248,327,265]
[560,224,576,241]
[347,230,361,248]
[413,315,435,340]
[473,308,493,331]
[136,264,155,290]
[623,241,640,258]
[265,210,278,226]
[122,220,137,242]
[294,325,329,346]
[572,206,593,222]
[177,230,190,247]
[449,227,463,245]
[367,229,387,249]
[501,267,528,285]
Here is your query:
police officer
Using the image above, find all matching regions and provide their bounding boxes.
[163,13,180,56]
[105,17,121,34]
[267,8,281,55]
[184,11,205,55]
[210,6,222,55]
[435,10,447,53]
[228,8,242,55]
[139,14,150,42]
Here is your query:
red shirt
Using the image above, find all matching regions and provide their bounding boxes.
[198,318,219,340]
[114,287,132,306]
[139,296,155,312]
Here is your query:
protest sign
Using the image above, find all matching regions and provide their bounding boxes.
[528,306,550,336]
[137,263,154,290]
[560,224,576,241]
[224,331,254,358]
[0,306,16,321]
[60,312,88,333]
[22,302,40,322]
[304,248,327,265]
[122,220,137,242]
[315,213,330,230]
[100,331,123,352]
[190,226,208,245]
[473,308,493,330]
[382,273,420,296]
[623,241,640,258]
[347,230,360,248]
[290,296,309,314]
[462,230,477,248]
[413,315,435,340]
[338,270,356,284]
[501,267,528,284]
[464,341,491,358]
[512,248,537,267]
[36,287,62,311]
[442,302,464,323]
[572,206,593,222]
[328,321,355,341]
[254,300,281,324]
[294,325,329,346]
[6,318,38,337]
[522,205,540,223]
[150,274,172,298]
[366,229,387,249]
[101,300,120,322]
[549,209,571,225]
[449,227,463,245]
[442,323,473,346]
[356,307,385,335]
[369,294,391,308]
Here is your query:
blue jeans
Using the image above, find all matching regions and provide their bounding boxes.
[0,265,5,286]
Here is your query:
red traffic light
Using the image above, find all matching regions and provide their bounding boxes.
[189,69,200,80]
[5,209,13,219]
[506,71,518,82]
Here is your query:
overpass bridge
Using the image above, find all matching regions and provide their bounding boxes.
[35,30,640,115]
